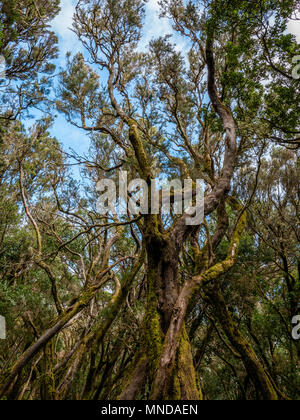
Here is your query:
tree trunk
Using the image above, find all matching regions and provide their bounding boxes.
[40,341,56,400]
[120,237,201,400]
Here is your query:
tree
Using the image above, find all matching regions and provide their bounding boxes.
[0,0,299,401]
[0,0,59,121]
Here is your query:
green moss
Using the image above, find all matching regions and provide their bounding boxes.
[42,341,56,400]
[129,120,152,181]
[144,266,163,375]
[177,326,202,400]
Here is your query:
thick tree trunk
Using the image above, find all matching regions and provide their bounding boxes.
[120,237,201,400]
[40,341,56,400]
[150,324,201,400]
[148,237,201,400]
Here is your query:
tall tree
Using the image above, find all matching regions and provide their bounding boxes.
[0,0,299,401]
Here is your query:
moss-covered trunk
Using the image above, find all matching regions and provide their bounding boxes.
[151,324,201,400]
[40,341,56,400]
[120,236,201,400]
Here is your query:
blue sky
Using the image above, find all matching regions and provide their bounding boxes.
[49,0,300,158]
[50,0,184,157]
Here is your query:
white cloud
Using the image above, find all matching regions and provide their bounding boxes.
[147,0,160,12]
[287,19,300,43]
[140,0,189,53]
[52,0,188,57]
[52,0,82,58]
[140,0,172,48]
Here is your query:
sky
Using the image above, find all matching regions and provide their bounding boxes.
[49,0,300,158]
[51,0,179,57]
[50,0,182,157]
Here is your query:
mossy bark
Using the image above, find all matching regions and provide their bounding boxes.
[119,232,201,400]
[155,325,201,400]
[40,341,56,400]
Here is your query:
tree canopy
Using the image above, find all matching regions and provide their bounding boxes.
[0,0,299,401]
